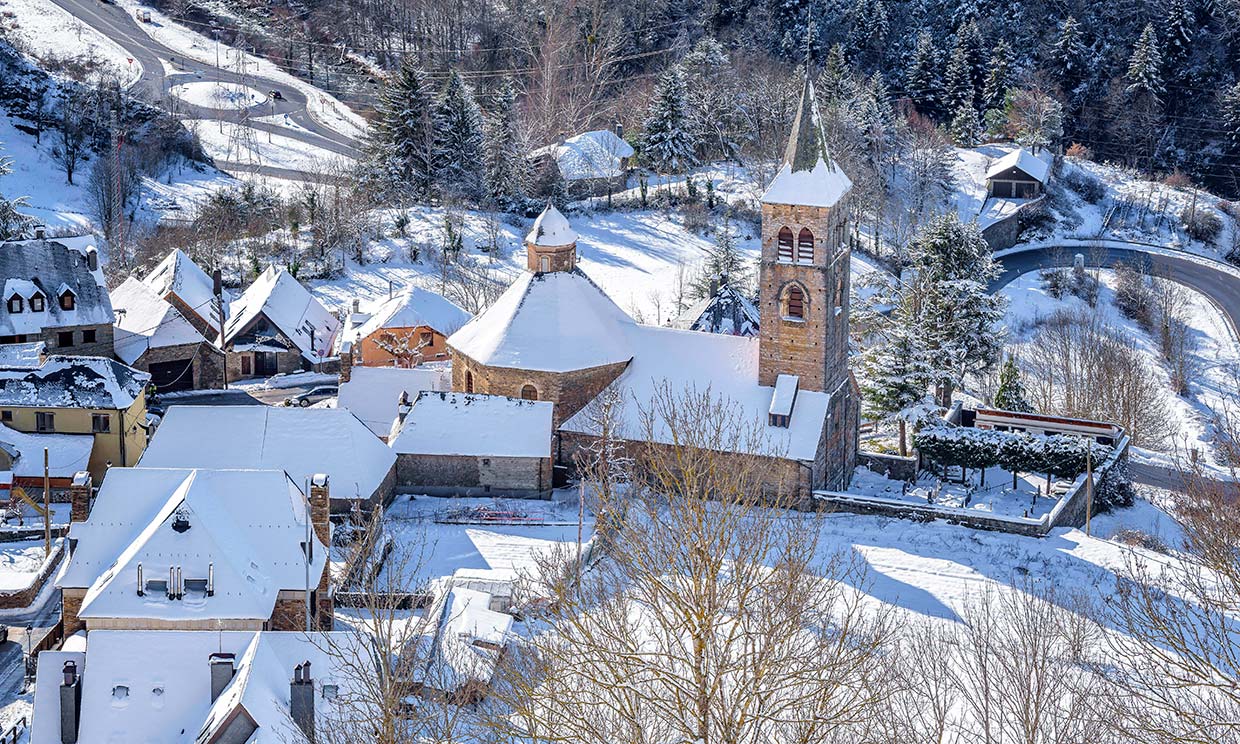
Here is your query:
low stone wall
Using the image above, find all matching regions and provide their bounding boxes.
[857,451,919,482]
[0,540,63,610]
[395,453,551,498]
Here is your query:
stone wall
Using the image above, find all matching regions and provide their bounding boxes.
[225,348,305,380]
[0,540,63,610]
[396,453,552,498]
[166,292,219,339]
[526,241,577,273]
[40,322,114,358]
[451,352,628,428]
[857,451,919,482]
[135,341,225,390]
[62,588,85,636]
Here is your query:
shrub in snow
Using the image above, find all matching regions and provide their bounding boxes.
[1063,169,1105,203]
[1180,205,1222,243]
[915,425,1112,485]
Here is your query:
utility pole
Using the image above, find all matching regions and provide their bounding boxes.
[213,269,228,390]
[1084,437,1094,537]
[42,448,50,557]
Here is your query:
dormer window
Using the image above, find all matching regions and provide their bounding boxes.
[59,289,76,311]
[29,294,44,312]
[6,296,20,314]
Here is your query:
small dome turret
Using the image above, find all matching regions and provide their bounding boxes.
[526,203,578,273]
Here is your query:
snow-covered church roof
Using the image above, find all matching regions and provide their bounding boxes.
[447,268,635,373]
[525,203,578,246]
[761,77,853,209]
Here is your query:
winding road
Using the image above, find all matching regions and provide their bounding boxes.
[991,242,1240,490]
[47,0,364,179]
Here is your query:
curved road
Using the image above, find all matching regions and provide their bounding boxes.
[46,0,363,178]
[992,243,1240,490]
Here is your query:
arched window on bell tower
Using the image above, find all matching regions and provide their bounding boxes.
[777,227,794,262]
[796,228,814,263]
[782,284,806,320]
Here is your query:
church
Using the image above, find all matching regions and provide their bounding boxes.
[445,76,860,497]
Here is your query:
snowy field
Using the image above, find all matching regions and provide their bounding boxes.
[380,494,594,587]
[0,0,141,85]
[0,538,57,592]
[170,81,267,109]
[1001,268,1240,464]
[848,465,1064,520]
[185,119,354,172]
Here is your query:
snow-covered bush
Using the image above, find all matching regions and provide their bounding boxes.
[915,425,1112,481]
[1063,168,1105,203]
[1180,205,1222,242]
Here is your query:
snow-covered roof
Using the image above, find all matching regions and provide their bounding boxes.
[672,283,760,336]
[0,423,93,478]
[0,355,148,410]
[416,587,512,692]
[770,374,798,417]
[32,631,364,744]
[985,148,1052,184]
[60,468,326,624]
[530,130,634,181]
[139,406,395,501]
[560,324,830,461]
[111,278,210,365]
[391,391,553,459]
[0,340,44,367]
[761,78,853,208]
[142,249,225,330]
[0,238,113,337]
[223,266,340,363]
[525,204,577,246]
[353,285,471,341]
[337,364,451,438]
[448,268,635,373]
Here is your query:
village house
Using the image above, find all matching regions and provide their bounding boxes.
[140,249,225,339]
[339,284,471,368]
[220,265,340,379]
[0,354,148,480]
[30,629,360,744]
[529,128,635,198]
[672,278,761,336]
[111,278,225,392]
[389,391,554,498]
[0,426,92,495]
[0,234,113,356]
[139,406,396,512]
[447,75,860,498]
[336,364,451,439]
[979,147,1055,250]
[57,467,331,635]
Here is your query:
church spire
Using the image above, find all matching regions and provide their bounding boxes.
[783,76,833,173]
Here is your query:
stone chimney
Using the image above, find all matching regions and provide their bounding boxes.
[60,660,81,744]
[290,662,315,742]
[338,341,353,384]
[308,474,330,547]
[69,472,92,523]
[209,653,236,702]
[34,225,46,240]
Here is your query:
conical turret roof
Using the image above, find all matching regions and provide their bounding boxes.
[761,76,853,208]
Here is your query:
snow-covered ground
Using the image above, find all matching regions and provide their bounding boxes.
[0,0,141,85]
[170,81,267,109]
[0,538,57,592]
[1001,268,1240,464]
[848,464,1063,520]
[185,119,354,172]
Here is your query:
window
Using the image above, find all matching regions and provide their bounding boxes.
[520,384,537,400]
[35,412,54,433]
[82,329,97,344]
[797,228,814,263]
[539,255,550,272]
[59,292,75,311]
[0,411,9,422]
[92,413,111,433]
[6,297,21,314]
[465,371,474,393]
[769,413,790,428]
[777,226,794,262]
[419,331,433,346]
[57,331,74,347]
[29,295,44,312]
[785,285,805,320]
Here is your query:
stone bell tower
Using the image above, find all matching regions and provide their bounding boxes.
[757,76,853,394]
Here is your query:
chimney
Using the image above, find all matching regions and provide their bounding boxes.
[60,660,81,744]
[212,268,223,298]
[308,475,330,548]
[86,249,97,272]
[290,662,315,743]
[68,472,92,522]
[34,225,46,239]
[708,275,719,297]
[351,298,360,314]
[209,653,236,702]
[207,562,215,596]
[614,121,624,140]
[338,341,352,384]
[136,563,144,596]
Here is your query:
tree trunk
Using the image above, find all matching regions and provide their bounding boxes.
[898,419,908,457]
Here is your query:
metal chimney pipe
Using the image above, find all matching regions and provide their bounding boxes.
[207,563,214,597]
[137,563,144,596]
[168,567,174,599]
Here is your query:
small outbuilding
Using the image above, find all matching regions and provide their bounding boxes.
[529,129,634,198]
[389,391,553,498]
[984,148,1052,199]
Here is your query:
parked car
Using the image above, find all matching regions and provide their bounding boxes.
[285,386,337,407]
[269,89,284,100]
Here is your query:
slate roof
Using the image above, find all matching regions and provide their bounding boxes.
[0,355,148,409]
[0,238,112,337]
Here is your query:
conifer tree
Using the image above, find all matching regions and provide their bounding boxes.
[943,38,975,116]
[0,140,32,241]
[1127,24,1166,105]
[981,40,1013,112]
[949,101,981,146]
[993,356,1032,411]
[905,31,942,118]
[860,322,932,456]
[1222,82,1240,151]
[690,211,752,299]
[642,65,696,174]
[482,77,527,209]
[1048,16,1087,93]
[368,60,436,199]
[683,38,743,161]
[1162,0,1193,86]
[433,70,485,199]
[845,0,888,68]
